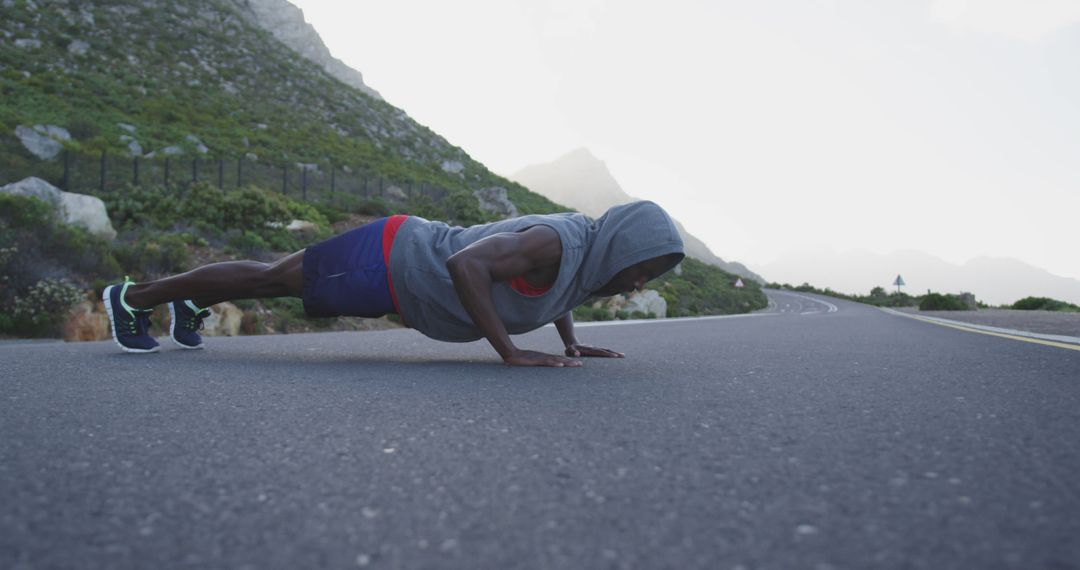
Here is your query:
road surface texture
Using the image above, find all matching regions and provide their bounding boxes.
[894,307,1080,337]
[2,290,1078,570]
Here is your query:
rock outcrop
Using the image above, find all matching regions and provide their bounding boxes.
[0,177,117,240]
[62,300,111,342]
[588,289,667,319]
[231,0,381,100]
[623,290,667,318]
[15,124,70,160]
[200,302,244,337]
[473,187,519,219]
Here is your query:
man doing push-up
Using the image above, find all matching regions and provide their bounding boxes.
[103,200,684,367]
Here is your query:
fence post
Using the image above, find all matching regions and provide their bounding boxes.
[99,150,106,193]
[62,150,70,191]
[133,156,139,186]
[301,166,308,201]
[236,158,242,188]
[192,159,198,184]
[361,175,367,197]
[282,165,288,195]
[218,159,224,189]
[164,158,170,188]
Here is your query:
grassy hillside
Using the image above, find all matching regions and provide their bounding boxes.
[0,0,562,215]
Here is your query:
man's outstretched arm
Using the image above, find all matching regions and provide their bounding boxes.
[554,313,625,358]
[446,226,581,368]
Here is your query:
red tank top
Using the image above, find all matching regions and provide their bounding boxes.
[382,215,409,316]
[509,275,553,296]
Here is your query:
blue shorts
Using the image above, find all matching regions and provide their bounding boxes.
[302,218,397,318]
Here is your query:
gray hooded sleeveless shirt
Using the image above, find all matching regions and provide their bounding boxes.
[387,200,685,342]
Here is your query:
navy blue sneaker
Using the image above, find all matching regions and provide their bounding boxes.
[103,282,159,353]
[169,300,211,349]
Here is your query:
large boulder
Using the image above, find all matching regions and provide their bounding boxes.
[623,289,667,318]
[440,160,464,175]
[0,177,117,240]
[473,187,519,219]
[384,185,407,201]
[15,124,70,160]
[201,302,243,337]
[67,40,90,56]
[62,300,110,342]
[588,289,667,319]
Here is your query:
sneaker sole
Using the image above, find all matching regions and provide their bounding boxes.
[102,285,160,354]
[168,302,205,350]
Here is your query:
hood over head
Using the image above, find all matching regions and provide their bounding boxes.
[579,200,685,292]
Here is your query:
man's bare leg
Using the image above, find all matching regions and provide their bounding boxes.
[123,250,306,310]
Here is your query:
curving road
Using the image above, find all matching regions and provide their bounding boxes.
[2,290,1078,569]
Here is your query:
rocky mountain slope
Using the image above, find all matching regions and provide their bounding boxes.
[511,148,765,282]
[0,0,559,215]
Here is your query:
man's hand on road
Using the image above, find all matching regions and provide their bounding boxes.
[504,349,583,368]
[565,344,625,358]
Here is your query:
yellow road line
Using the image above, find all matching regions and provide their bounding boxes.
[885,310,1080,352]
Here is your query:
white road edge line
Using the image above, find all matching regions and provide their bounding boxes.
[547,312,781,328]
[772,291,839,313]
[880,307,1080,346]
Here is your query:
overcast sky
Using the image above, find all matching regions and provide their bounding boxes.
[288,0,1080,281]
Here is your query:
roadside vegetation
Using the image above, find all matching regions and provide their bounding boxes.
[2,188,766,338]
[574,258,768,322]
[0,185,389,338]
[768,283,920,308]
[655,258,768,317]
[768,283,977,311]
[1010,297,1080,312]
[770,283,1080,313]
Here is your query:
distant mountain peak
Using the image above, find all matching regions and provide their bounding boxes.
[561,147,600,161]
[511,148,764,282]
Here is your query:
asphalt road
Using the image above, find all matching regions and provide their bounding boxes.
[2,290,1078,570]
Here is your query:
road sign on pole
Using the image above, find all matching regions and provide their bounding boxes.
[893,274,905,294]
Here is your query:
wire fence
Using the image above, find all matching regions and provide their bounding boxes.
[10,150,451,207]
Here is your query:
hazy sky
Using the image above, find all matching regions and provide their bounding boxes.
[289,0,1080,281]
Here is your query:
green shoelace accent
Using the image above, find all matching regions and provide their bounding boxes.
[182,309,211,331]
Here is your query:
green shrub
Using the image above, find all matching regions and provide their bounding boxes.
[225,230,271,258]
[1011,296,1079,312]
[445,191,492,226]
[104,183,329,236]
[572,305,612,322]
[313,195,393,222]
[403,194,445,221]
[9,278,85,336]
[653,258,768,317]
[0,194,121,306]
[919,293,970,311]
[0,192,56,230]
[112,232,191,279]
[0,312,15,334]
